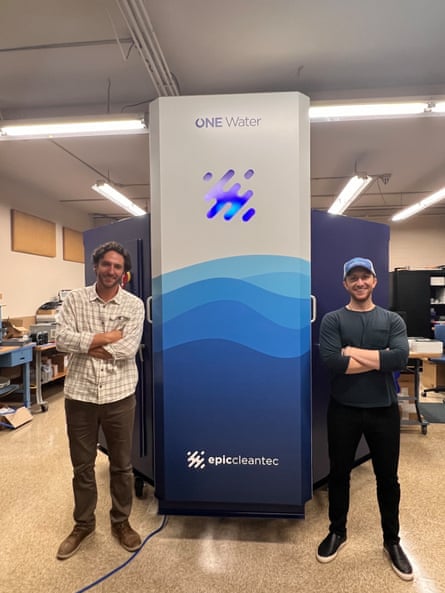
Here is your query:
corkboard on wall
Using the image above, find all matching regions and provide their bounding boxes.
[11,210,56,257]
[63,227,85,263]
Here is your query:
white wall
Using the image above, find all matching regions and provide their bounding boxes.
[349,213,445,271]
[388,215,445,270]
[2,169,445,318]
[0,176,91,318]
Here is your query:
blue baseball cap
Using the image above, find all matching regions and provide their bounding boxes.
[343,257,376,279]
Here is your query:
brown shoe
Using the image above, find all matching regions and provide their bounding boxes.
[57,525,95,560]
[111,520,141,552]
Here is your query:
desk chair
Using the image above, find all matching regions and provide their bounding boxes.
[422,324,445,403]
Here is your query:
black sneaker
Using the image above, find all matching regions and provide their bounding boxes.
[316,532,347,563]
[383,542,414,581]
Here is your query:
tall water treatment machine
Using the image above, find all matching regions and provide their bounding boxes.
[150,92,312,516]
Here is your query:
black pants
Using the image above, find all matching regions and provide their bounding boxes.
[327,399,401,544]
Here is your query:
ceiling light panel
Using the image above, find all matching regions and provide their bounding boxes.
[92,182,146,217]
[392,187,445,221]
[309,102,428,122]
[328,175,374,215]
[0,114,147,140]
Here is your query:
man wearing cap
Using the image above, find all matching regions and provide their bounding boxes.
[316,257,413,581]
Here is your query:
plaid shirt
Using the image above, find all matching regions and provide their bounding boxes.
[55,284,145,404]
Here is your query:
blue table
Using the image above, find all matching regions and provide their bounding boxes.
[0,344,34,408]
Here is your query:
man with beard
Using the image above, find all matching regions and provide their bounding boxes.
[56,241,145,559]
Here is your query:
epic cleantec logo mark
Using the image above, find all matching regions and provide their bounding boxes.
[187,450,206,470]
[186,449,280,471]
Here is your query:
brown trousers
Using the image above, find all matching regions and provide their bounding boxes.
[64,395,136,529]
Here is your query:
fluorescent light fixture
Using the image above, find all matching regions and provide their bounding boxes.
[392,186,445,221]
[310,102,427,122]
[431,102,445,113]
[328,175,374,215]
[0,114,147,139]
[92,181,146,217]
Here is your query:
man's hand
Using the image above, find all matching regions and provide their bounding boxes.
[89,346,113,360]
[342,345,380,373]
[106,329,123,344]
[88,329,123,353]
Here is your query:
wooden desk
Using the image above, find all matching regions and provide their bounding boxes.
[0,344,33,408]
[408,351,440,360]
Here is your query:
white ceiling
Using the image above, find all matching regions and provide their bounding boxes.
[2,0,445,223]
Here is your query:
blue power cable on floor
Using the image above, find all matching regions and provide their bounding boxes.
[74,515,168,593]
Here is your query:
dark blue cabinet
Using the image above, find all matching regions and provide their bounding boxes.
[311,210,390,485]
[83,216,153,487]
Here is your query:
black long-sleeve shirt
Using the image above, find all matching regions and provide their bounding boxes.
[319,306,409,408]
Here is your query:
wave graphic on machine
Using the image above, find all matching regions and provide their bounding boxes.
[152,254,311,505]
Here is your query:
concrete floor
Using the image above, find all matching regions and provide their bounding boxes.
[1,385,444,593]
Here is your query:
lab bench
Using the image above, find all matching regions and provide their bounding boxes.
[398,352,437,435]
[0,344,33,408]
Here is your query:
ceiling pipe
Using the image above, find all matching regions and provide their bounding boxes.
[116,0,179,97]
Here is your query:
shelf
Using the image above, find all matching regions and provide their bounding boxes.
[30,344,66,411]
[30,371,65,389]
[0,384,19,398]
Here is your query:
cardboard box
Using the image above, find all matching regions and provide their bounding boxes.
[399,396,417,421]
[398,373,415,396]
[410,339,443,354]
[421,359,445,389]
[3,319,28,339]
[51,353,66,374]
[0,406,33,429]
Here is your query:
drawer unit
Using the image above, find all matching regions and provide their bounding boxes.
[0,346,33,367]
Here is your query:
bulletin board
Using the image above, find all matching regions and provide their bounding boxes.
[11,210,56,257]
[63,227,84,263]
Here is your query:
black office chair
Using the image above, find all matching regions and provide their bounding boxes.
[422,324,445,403]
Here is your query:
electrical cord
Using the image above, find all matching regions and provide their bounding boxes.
[74,514,168,593]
